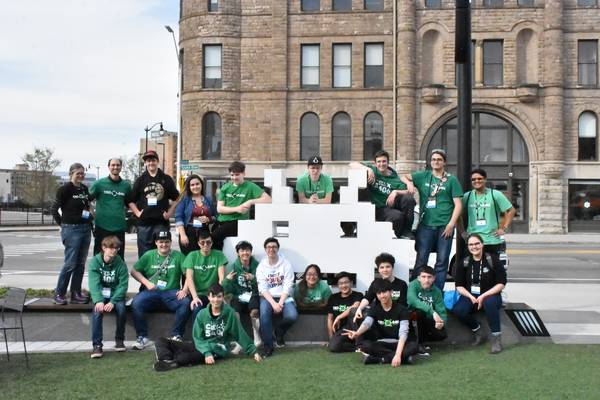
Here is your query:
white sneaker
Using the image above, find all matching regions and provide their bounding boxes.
[132,336,150,350]
[230,342,243,355]
[168,335,182,342]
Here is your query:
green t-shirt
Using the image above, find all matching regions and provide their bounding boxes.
[293,280,332,306]
[133,249,186,290]
[89,177,132,232]
[463,188,513,245]
[362,162,407,208]
[183,249,228,295]
[295,172,334,199]
[412,170,463,227]
[217,181,264,222]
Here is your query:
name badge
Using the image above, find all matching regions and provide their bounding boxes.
[426,197,437,209]
[192,219,203,228]
[476,219,487,227]
[101,287,111,299]
[156,279,167,290]
[238,292,252,303]
[471,285,481,296]
[82,210,91,219]
[147,196,158,206]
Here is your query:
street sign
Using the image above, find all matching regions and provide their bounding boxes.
[180,164,198,171]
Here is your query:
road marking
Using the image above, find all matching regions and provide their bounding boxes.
[509,278,600,283]
[509,249,600,255]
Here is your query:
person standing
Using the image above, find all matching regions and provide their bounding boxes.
[402,149,463,290]
[89,158,132,260]
[52,163,93,305]
[127,150,179,258]
[295,156,334,204]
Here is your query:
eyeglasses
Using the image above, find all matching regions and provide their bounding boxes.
[305,273,319,278]
[431,158,444,162]
[199,239,212,245]
[471,177,484,181]
[265,245,279,249]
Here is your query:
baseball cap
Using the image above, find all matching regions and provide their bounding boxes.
[153,230,172,241]
[307,155,323,166]
[143,150,159,161]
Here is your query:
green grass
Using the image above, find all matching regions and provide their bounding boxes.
[0,287,55,298]
[1,344,599,400]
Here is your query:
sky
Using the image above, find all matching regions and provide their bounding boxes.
[0,0,180,177]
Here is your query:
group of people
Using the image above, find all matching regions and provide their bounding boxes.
[50,146,513,368]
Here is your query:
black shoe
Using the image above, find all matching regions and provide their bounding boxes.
[261,346,274,358]
[363,354,384,365]
[400,232,415,240]
[417,344,431,356]
[154,360,178,372]
[404,355,415,365]
[274,332,286,348]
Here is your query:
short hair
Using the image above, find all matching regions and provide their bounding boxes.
[470,168,487,179]
[419,265,435,276]
[107,158,122,167]
[374,150,390,161]
[101,235,122,249]
[371,278,392,294]
[68,163,85,176]
[335,271,352,283]
[228,161,246,173]
[467,233,484,244]
[430,148,447,162]
[263,237,280,249]
[208,283,224,296]
[375,252,395,268]
[235,240,253,252]
[198,230,211,240]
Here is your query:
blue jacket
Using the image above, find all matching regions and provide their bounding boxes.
[175,196,217,227]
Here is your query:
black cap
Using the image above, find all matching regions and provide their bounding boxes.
[307,155,323,166]
[143,150,159,161]
[153,230,172,241]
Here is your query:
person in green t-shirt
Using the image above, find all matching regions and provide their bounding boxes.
[350,150,416,239]
[183,230,227,321]
[212,161,271,250]
[130,230,191,350]
[402,149,463,291]
[293,264,332,309]
[462,168,515,255]
[89,157,132,260]
[295,155,334,204]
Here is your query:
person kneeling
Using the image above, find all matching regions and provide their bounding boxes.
[153,283,261,371]
[343,279,417,367]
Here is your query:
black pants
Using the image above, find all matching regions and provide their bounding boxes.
[361,339,418,364]
[93,227,125,260]
[154,337,206,366]
[413,310,448,343]
[483,243,506,255]
[178,225,210,256]
[211,220,238,251]
[229,294,260,314]
[329,317,361,353]
[375,194,416,238]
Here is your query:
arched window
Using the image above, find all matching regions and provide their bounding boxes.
[332,112,351,160]
[421,30,443,85]
[300,112,320,160]
[579,111,598,161]
[363,112,383,160]
[202,112,221,160]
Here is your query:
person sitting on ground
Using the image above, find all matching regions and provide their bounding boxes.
[343,278,418,367]
[293,264,332,310]
[407,265,447,355]
[454,233,507,354]
[256,237,297,357]
[295,155,334,204]
[212,161,271,250]
[88,235,129,359]
[327,271,363,353]
[354,252,408,323]
[350,150,416,239]
[183,231,227,321]
[153,283,262,371]
[222,240,262,347]
[130,230,190,349]
[175,174,217,256]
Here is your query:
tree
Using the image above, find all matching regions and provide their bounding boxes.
[21,147,61,210]
[120,154,142,184]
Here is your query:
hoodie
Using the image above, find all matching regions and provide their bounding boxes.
[256,253,294,298]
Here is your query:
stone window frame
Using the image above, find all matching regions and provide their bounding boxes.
[332,112,352,161]
[332,43,352,88]
[363,112,383,160]
[300,112,320,160]
[364,42,384,88]
[483,39,503,87]
[208,0,218,12]
[578,111,598,161]
[203,44,222,89]
[202,112,222,160]
[578,40,598,87]
[301,44,321,89]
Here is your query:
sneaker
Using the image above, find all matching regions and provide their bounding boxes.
[90,345,103,359]
[490,335,503,354]
[154,360,178,372]
[417,345,430,356]
[132,336,150,350]
[168,335,182,342]
[274,332,286,348]
[404,355,415,365]
[254,335,263,349]
[363,354,384,365]
[400,232,415,240]
[261,346,274,358]
[472,328,484,346]
[53,294,68,305]
[71,292,90,304]
[230,342,243,355]
[114,339,126,352]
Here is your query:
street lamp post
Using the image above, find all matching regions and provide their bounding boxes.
[144,122,164,153]
[165,25,183,190]
[156,142,166,171]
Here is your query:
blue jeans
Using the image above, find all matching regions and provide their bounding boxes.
[414,224,453,291]
[56,223,91,295]
[453,293,502,334]
[136,224,169,258]
[131,289,191,337]
[259,298,298,348]
[91,300,126,346]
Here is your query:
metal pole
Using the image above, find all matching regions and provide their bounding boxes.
[145,126,149,153]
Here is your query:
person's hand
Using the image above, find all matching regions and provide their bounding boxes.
[200,215,210,224]
[226,270,237,281]
[353,308,363,323]
[104,302,114,313]
[391,354,402,368]
[342,329,357,340]
[309,194,318,204]
[442,224,454,239]
[180,233,189,247]
[254,353,262,363]
[176,290,188,300]
[190,297,203,309]
[475,295,486,310]
[205,355,215,365]
[94,302,105,313]
[237,203,251,214]
[145,282,157,291]
[366,169,375,185]
[386,191,398,207]
[162,211,170,221]
[494,227,506,237]
[244,272,254,281]
[272,302,283,314]
[332,316,343,331]
[469,295,478,305]
[406,182,416,195]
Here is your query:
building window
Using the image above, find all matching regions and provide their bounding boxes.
[482,0,504,7]
[301,113,320,160]
[202,112,222,160]
[364,0,384,10]
[333,44,352,88]
[302,0,320,11]
[301,44,320,89]
[578,40,598,86]
[517,0,535,6]
[332,112,351,160]
[578,0,597,6]
[208,0,218,12]
[333,0,352,10]
[364,112,383,160]
[579,111,598,161]
[425,0,442,8]
[483,40,503,86]
[569,181,600,232]
[364,43,384,88]
[203,45,222,89]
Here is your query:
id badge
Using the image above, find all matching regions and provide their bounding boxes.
[426,197,437,209]
[471,285,481,296]
[147,196,158,206]
[156,279,167,290]
[192,218,203,228]
[475,219,487,227]
[238,292,252,304]
[82,210,91,219]
[101,287,111,299]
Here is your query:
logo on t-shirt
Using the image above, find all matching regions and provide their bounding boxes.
[266,273,283,288]
[101,270,116,284]
[378,318,400,328]
[204,320,225,338]
[373,179,392,195]
[417,292,433,305]
[144,182,164,200]
[333,304,348,313]
[194,264,217,272]
[103,189,126,198]
[392,290,401,301]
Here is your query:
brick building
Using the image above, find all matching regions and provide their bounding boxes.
[178,0,600,233]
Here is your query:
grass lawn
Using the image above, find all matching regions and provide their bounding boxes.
[1,343,599,400]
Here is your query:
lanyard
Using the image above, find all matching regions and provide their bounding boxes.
[471,259,482,284]
[428,171,447,197]
[309,177,321,195]
[150,252,171,280]
[474,191,486,220]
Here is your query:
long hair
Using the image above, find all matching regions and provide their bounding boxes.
[299,264,321,299]
[181,174,205,198]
